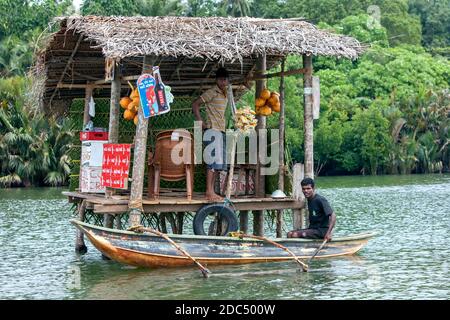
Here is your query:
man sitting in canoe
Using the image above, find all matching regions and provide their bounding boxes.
[287,178,336,240]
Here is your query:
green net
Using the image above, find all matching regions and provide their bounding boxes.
[68,96,208,192]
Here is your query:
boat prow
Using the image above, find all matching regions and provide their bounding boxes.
[71,219,377,268]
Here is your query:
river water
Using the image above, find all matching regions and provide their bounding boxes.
[0,174,449,299]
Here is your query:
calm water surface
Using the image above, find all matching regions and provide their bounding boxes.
[0,174,449,299]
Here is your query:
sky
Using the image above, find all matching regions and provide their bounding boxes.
[73,0,82,12]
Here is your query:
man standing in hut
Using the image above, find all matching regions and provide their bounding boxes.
[287,178,336,240]
[192,68,229,201]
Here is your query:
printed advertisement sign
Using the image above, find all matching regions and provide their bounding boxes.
[101,144,132,189]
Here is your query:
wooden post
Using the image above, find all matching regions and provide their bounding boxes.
[75,200,87,253]
[108,61,121,143]
[239,211,248,233]
[276,58,286,238]
[114,214,122,230]
[176,213,184,235]
[77,86,93,251]
[128,56,154,227]
[303,55,314,179]
[104,60,121,228]
[104,214,114,229]
[160,213,168,233]
[253,53,266,236]
[83,84,93,126]
[292,163,306,230]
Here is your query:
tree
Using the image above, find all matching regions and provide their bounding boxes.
[81,0,138,16]
[220,0,252,17]
[281,0,371,24]
[251,0,285,18]
[0,0,73,38]
[186,0,221,16]
[0,77,74,187]
[336,14,389,46]
[348,105,391,175]
[314,114,345,175]
[370,0,422,46]
[136,0,185,16]
[409,0,450,49]
[0,36,32,77]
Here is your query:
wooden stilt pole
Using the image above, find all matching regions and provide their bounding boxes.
[105,61,121,200]
[114,214,122,230]
[303,55,314,179]
[239,211,249,233]
[176,213,184,235]
[160,213,167,233]
[253,53,266,236]
[128,56,155,227]
[75,200,87,253]
[276,58,286,238]
[76,85,93,253]
[104,60,121,233]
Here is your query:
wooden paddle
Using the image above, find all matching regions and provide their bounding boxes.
[128,225,211,278]
[306,238,328,268]
[229,232,309,272]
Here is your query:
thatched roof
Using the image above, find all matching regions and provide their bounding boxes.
[35,15,365,111]
[60,15,363,61]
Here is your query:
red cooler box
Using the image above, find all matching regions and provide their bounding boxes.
[80,131,108,141]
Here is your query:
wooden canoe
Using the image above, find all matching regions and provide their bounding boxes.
[71,219,377,268]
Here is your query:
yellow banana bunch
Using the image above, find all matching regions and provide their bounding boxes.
[234,107,258,132]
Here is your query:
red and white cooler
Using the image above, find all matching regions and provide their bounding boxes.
[79,131,108,193]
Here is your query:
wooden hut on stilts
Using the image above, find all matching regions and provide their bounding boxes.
[33,16,370,270]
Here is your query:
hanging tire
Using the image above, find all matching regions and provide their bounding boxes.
[193,204,238,236]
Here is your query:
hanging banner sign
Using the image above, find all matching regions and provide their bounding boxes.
[137,74,158,118]
[137,68,174,119]
[101,144,132,189]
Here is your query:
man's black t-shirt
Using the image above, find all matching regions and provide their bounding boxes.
[307,193,333,229]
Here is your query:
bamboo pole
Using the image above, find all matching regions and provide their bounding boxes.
[128,56,154,227]
[79,85,94,191]
[303,55,314,179]
[108,62,121,143]
[105,60,121,204]
[75,200,87,254]
[253,53,266,237]
[248,67,307,81]
[276,58,286,238]
[225,133,238,199]
[83,84,93,126]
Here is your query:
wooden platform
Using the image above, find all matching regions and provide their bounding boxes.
[63,189,304,214]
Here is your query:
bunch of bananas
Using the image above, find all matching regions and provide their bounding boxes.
[234,107,258,132]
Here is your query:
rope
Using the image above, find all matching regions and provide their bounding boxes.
[228,231,309,272]
[128,225,211,278]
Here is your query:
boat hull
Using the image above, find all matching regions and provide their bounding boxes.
[71,220,376,268]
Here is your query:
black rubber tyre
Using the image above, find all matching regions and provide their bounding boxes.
[193,204,238,236]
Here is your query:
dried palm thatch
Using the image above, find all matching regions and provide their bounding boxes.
[34,15,365,111]
[59,15,364,61]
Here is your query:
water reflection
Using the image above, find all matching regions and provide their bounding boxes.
[1,174,449,299]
